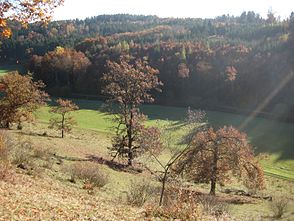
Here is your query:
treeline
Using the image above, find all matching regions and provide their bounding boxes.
[2,12,294,121]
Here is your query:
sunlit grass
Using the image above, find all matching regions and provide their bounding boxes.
[35,99,294,180]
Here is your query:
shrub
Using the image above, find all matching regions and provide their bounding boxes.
[145,188,230,220]
[125,179,155,207]
[9,141,50,177]
[269,195,289,219]
[10,141,35,168]
[65,162,108,189]
[145,188,201,220]
[33,147,51,160]
[197,195,228,216]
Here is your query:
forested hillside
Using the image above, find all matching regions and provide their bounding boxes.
[1,12,294,121]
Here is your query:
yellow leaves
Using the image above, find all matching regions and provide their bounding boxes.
[1,28,12,38]
[0,18,11,38]
[55,46,65,54]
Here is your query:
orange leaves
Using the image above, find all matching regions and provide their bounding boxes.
[0,19,7,28]
[1,27,12,38]
[0,0,64,38]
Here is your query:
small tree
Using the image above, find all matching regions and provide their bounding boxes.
[146,108,206,206]
[176,126,265,195]
[102,55,162,166]
[0,72,49,128]
[49,99,79,138]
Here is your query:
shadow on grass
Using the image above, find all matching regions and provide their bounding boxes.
[86,154,143,174]
[17,131,62,139]
[48,98,294,161]
[51,152,143,174]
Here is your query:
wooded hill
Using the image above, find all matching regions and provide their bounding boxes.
[1,12,294,121]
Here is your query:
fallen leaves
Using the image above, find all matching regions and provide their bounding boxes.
[0,173,139,221]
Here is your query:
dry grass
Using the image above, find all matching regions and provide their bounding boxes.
[125,179,155,207]
[269,195,290,219]
[0,123,293,220]
[0,173,140,221]
[64,162,109,189]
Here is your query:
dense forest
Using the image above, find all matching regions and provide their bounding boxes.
[1,12,294,121]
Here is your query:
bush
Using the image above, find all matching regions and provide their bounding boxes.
[65,162,108,189]
[145,187,201,220]
[32,147,51,160]
[125,179,155,207]
[269,195,289,219]
[197,195,228,216]
[10,141,35,168]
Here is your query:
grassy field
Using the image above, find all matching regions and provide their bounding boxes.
[0,64,25,76]
[1,98,293,220]
[35,98,294,181]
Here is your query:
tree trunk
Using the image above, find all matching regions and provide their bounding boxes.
[159,169,168,206]
[127,108,134,167]
[210,145,218,195]
[127,150,133,166]
[210,177,216,195]
[61,113,65,138]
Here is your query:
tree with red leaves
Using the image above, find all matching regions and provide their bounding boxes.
[176,126,265,195]
[102,55,162,166]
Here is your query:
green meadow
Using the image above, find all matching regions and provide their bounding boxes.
[36,99,294,180]
[0,64,25,76]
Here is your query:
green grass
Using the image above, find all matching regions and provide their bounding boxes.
[0,64,25,76]
[35,98,294,180]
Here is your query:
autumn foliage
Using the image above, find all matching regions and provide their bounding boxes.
[176,126,265,195]
[102,56,162,166]
[30,47,91,93]
[0,72,49,128]
[0,0,63,38]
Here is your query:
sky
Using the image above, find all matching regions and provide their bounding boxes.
[53,0,294,21]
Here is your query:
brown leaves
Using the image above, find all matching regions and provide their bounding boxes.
[33,47,91,88]
[0,72,49,127]
[176,126,265,193]
[102,56,162,106]
[102,56,162,165]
